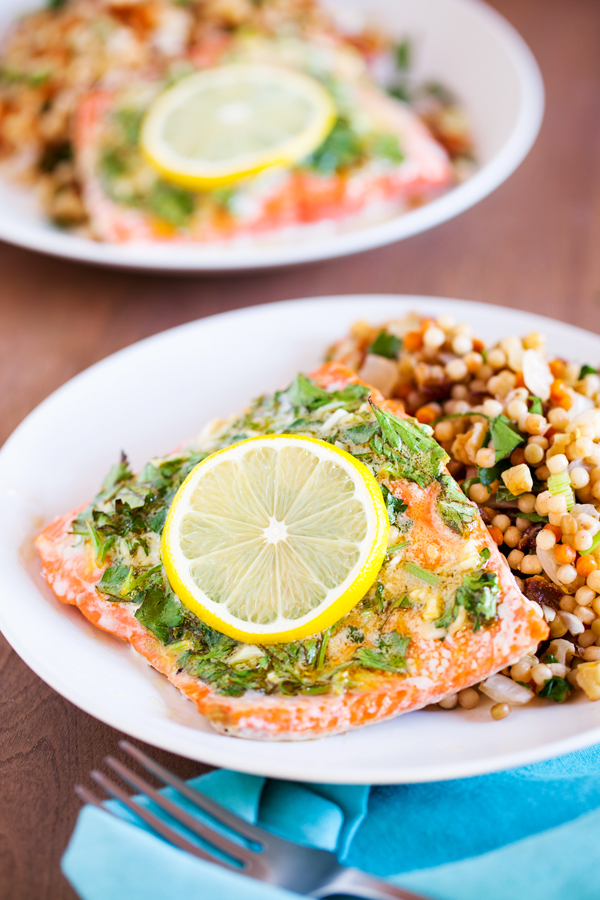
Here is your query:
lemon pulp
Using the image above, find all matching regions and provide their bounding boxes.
[141,64,336,189]
[162,435,389,643]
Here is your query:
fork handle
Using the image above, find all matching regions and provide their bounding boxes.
[311,866,432,900]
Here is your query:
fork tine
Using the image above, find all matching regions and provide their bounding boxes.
[104,755,252,864]
[75,784,111,811]
[88,769,237,869]
[119,741,272,847]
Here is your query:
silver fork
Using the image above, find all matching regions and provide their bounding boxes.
[76,740,430,900]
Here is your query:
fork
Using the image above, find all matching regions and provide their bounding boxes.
[76,740,430,900]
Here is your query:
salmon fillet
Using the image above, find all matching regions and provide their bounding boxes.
[35,363,548,740]
[74,83,452,244]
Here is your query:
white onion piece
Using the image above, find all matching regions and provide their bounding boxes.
[558,611,585,635]
[536,547,576,594]
[568,390,595,419]
[522,349,552,401]
[479,674,534,705]
[547,639,576,666]
[571,503,599,519]
[358,354,398,398]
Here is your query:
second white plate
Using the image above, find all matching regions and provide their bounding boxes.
[0,0,543,271]
[2,295,599,784]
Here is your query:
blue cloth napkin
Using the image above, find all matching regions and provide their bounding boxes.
[62,744,600,900]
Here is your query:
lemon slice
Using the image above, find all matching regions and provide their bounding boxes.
[162,435,389,643]
[140,64,336,189]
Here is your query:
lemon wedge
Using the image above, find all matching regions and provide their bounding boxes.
[140,64,336,189]
[162,435,389,643]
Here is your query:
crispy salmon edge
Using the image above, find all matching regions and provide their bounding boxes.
[34,362,548,740]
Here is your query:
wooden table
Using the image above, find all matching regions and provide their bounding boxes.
[0,1,598,895]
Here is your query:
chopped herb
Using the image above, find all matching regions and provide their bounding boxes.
[371,133,404,164]
[346,422,379,444]
[308,117,363,175]
[48,0,67,8]
[376,583,385,611]
[368,330,402,360]
[114,108,143,146]
[543,654,559,665]
[353,631,410,672]
[496,485,520,502]
[395,39,412,71]
[386,541,410,558]
[135,587,185,644]
[316,626,333,668]
[489,415,524,462]
[381,484,408,524]
[515,511,549,524]
[480,547,491,561]
[388,593,413,610]
[369,399,448,489]
[580,364,598,378]
[283,373,368,412]
[437,474,478,536]
[528,396,543,415]
[403,560,440,587]
[347,625,365,643]
[461,476,481,496]
[538,676,571,703]
[478,457,512,488]
[436,568,500,631]
[148,181,194,227]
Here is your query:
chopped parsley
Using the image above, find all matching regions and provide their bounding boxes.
[353,632,410,672]
[436,568,500,631]
[538,676,571,703]
[368,330,402,360]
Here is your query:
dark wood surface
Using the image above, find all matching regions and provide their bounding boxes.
[0,1,598,896]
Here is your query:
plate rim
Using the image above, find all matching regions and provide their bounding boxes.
[2,294,600,783]
[0,0,544,272]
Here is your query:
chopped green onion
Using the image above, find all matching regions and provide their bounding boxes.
[385,541,410,558]
[403,560,441,587]
[547,470,575,510]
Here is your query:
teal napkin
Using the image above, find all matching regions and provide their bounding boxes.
[62,745,600,900]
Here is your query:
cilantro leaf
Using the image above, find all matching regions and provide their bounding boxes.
[436,568,500,631]
[580,364,598,378]
[347,625,365,643]
[528,396,543,415]
[489,415,524,462]
[458,569,500,630]
[381,484,408,524]
[353,632,410,672]
[368,329,402,359]
[538,676,571,703]
[135,587,185,643]
[284,373,332,410]
[96,564,132,600]
[148,181,194,228]
[346,422,379,444]
[437,474,478,536]
[369,400,448,489]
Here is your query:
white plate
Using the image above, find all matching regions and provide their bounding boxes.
[0,0,543,271]
[2,295,600,783]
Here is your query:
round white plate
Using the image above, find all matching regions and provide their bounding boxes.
[0,0,543,271]
[3,295,599,784]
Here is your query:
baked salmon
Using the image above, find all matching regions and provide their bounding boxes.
[73,51,453,243]
[35,363,547,740]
